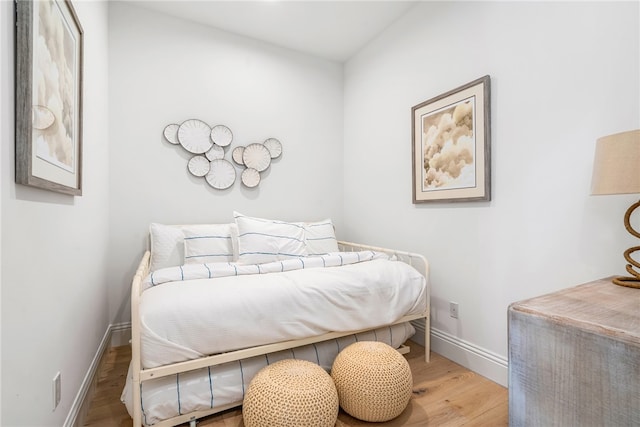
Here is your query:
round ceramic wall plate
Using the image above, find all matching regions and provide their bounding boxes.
[241,168,261,188]
[187,155,210,177]
[163,123,180,145]
[210,125,233,147]
[232,146,245,165]
[243,143,271,172]
[206,159,236,189]
[263,138,282,159]
[178,119,213,154]
[205,144,224,161]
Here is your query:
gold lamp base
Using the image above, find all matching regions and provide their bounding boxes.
[612,276,640,289]
[613,200,640,289]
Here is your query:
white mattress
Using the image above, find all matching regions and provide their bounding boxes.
[122,322,416,426]
[139,255,427,368]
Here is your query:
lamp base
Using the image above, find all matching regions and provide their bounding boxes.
[615,201,640,289]
[612,276,640,289]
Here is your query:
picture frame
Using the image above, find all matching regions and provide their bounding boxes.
[412,75,491,203]
[15,0,84,196]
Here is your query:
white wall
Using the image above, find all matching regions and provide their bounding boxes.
[1,1,110,425]
[107,3,344,325]
[343,1,639,385]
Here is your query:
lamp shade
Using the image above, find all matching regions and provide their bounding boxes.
[591,129,640,195]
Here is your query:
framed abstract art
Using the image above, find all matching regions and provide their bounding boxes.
[412,75,491,203]
[15,0,84,195]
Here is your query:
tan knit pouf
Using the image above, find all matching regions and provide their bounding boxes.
[331,341,413,422]
[242,359,339,427]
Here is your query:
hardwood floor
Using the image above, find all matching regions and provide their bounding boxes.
[83,342,507,427]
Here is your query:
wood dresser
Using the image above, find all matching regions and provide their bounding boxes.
[508,277,640,426]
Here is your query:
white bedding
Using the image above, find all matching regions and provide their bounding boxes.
[140,252,427,368]
[123,322,416,426]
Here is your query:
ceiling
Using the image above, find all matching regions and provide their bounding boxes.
[128,1,419,62]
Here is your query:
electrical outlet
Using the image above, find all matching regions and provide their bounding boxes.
[449,302,459,319]
[53,372,61,411]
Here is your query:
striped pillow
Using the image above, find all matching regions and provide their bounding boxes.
[304,219,339,255]
[183,224,237,264]
[234,212,307,264]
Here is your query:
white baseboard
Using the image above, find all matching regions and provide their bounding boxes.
[411,320,508,387]
[63,325,112,427]
[64,322,132,427]
[111,321,132,347]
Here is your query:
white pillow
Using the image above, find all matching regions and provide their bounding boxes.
[149,223,184,272]
[234,212,307,264]
[149,222,239,271]
[183,224,236,264]
[304,219,339,255]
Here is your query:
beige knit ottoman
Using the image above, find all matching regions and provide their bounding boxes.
[242,359,339,427]
[331,341,413,422]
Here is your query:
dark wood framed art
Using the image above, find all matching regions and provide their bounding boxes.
[15,0,84,196]
[412,75,491,203]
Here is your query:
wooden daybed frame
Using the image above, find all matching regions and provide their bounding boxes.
[129,241,430,427]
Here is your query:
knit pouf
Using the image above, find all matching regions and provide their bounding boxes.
[331,341,413,422]
[242,359,339,427]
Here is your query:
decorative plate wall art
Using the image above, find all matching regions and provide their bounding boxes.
[242,143,271,172]
[241,167,261,188]
[163,119,282,191]
[232,146,245,165]
[187,155,210,177]
[264,138,283,159]
[177,119,213,154]
[210,125,233,147]
[206,159,236,190]
[205,144,224,161]
[163,124,179,145]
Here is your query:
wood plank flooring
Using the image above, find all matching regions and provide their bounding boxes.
[83,342,507,427]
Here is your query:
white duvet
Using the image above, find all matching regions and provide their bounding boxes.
[140,252,427,368]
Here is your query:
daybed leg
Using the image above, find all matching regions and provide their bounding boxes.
[425,314,431,363]
[189,420,197,427]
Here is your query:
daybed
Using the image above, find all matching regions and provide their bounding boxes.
[121,213,430,427]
